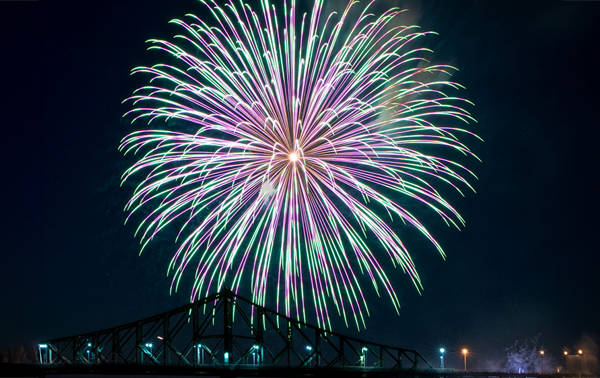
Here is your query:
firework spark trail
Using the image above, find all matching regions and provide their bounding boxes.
[120,0,479,329]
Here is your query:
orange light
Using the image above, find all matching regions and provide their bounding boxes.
[578,349,583,355]
[563,350,568,356]
[462,348,469,355]
[540,350,545,355]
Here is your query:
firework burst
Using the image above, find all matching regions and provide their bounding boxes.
[120,0,479,329]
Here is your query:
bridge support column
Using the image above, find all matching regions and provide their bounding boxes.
[112,330,119,364]
[287,321,292,366]
[135,322,142,364]
[339,336,345,367]
[315,328,321,367]
[163,315,170,366]
[256,307,264,363]
[72,338,77,363]
[192,302,199,354]
[223,290,233,363]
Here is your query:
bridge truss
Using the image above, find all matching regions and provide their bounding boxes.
[36,289,429,374]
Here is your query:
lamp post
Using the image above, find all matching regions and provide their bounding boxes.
[86,342,93,363]
[195,344,205,365]
[577,349,584,378]
[251,344,260,365]
[361,346,368,367]
[305,345,313,367]
[38,344,52,364]
[439,347,446,369]
[462,348,469,371]
[539,350,545,373]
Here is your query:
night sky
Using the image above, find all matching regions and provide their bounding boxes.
[2,0,599,371]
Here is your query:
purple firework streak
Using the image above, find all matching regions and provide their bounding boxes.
[120,0,479,329]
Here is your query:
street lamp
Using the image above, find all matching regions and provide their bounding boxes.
[361,346,368,367]
[86,342,92,362]
[38,344,52,364]
[462,348,469,371]
[140,342,153,364]
[195,344,205,365]
[305,345,313,367]
[439,347,446,368]
[539,350,545,372]
[251,344,260,365]
[577,349,584,377]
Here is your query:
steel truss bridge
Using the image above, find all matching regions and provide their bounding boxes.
[2,290,596,377]
[31,289,428,375]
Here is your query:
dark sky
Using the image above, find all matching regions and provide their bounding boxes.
[2,0,599,371]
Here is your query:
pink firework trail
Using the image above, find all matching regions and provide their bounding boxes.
[120,0,479,329]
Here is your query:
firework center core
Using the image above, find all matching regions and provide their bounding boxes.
[288,152,299,163]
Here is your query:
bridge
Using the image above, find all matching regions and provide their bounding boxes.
[1,290,595,377]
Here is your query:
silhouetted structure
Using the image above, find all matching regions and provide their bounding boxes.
[2,290,597,377]
[31,290,430,375]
